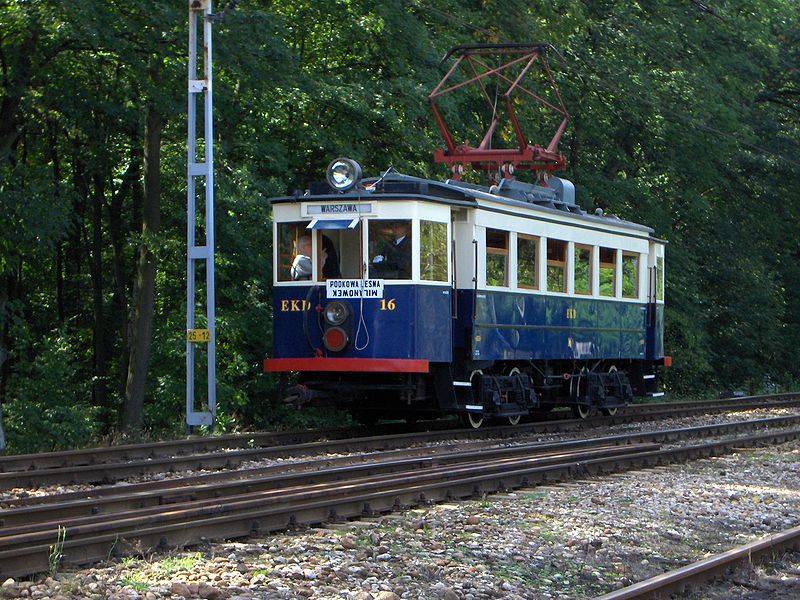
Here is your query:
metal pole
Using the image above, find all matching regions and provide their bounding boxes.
[186,0,216,428]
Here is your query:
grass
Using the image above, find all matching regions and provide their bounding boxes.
[48,526,67,578]
[118,576,149,592]
[520,491,547,502]
[154,552,204,575]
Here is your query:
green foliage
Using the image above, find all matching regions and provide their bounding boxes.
[154,552,203,575]
[1,0,799,448]
[4,324,99,453]
[48,526,67,578]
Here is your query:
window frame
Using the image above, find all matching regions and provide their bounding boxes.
[485,228,509,288]
[276,221,313,283]
[598,247,617,298]
[621,251,640,299]
[367,218,414,281]
[573,243,593,296]
[546,238,567,293]
[516,233,539,290]
[420,219,449,283]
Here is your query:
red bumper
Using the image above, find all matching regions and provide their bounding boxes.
[263,357,430,373]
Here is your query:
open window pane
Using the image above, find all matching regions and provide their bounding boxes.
[368,219,412,280]
[517,235,538,289]
[656,256,664,301]
[547,239,566,293]
[486,228,508,287]
[421,220,448,282]
[278,222,311,282]
[622,252,639,298]
[599,247,616,297]
[574,245,592,295]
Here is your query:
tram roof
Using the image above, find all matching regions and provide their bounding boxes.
[269,171,658,238]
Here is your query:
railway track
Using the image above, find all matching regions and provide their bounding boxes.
[1,393,798,489]
[1,413,799,579]
[596,525,800,599]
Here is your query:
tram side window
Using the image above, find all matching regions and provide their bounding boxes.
[369,219,412,280]
[599,247,616,297]
[277,222,311,282]
[420,220,448,282]
[485,229,508,287]
[574,244,592,295]
[656,256,664,301]
[622,252,639,298]
[547,239,567,293]
[517,235,538,289]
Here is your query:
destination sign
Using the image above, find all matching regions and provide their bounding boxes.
[307,203,372,215]
[326,279,384,299]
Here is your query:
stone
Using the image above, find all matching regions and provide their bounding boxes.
[340,535,359,550]
[198,582,228,599]
[442,589,460,600]
[170,582,192,598]
[465,516,480,525]
[374,593,400,600]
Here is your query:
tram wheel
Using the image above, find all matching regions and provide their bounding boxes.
[460,369,486,428]
[572,404,591,419]
[461,411,485,429]
[505,367,522,425]
[600,365,619,416]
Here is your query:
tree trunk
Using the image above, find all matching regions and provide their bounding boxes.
[0,402,5,453]
[108,140,139,397]
[90,172,109,410]
[47,121,66,323]
[122,106,162,434]
[0,283,7,452]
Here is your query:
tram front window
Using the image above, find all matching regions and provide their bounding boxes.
[316,226,361,280]
[277,222,310,282]
[369,219,412,280]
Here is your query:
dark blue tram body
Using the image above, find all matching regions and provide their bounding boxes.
[265,167,667,424]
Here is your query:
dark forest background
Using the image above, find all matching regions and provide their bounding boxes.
[1,0,799,452]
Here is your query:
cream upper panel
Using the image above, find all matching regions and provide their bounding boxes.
[474,208,651,254]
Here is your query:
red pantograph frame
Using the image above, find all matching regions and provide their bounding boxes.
[429,44,569,180]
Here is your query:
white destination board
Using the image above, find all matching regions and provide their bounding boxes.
[326,279,384,298]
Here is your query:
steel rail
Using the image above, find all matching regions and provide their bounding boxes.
[0,445,651,543]
[0,426,798,578]
[0,393,796,474]
[0,421,448,473]
[0,441,645,529]
[2,398,799,490]
[3,412,799,517]
[595,525,800,599]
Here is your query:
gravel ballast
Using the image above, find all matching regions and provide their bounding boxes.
[1,435,799,599]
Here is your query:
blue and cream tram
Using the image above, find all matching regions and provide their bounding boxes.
[264,158,668,426]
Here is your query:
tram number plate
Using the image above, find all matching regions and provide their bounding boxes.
[187,328,211,343]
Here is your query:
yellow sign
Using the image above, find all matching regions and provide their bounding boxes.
[187,329,211,343]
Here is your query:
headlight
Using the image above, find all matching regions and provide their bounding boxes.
[326,157,362,192]
[324,301,350,326]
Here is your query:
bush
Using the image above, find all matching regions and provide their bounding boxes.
[4,327,99,454]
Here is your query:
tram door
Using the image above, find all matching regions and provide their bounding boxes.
[313,223,362,280]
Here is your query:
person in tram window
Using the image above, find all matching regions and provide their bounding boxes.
[291,235,312,280]
[372,220,411,279]
[320,234,342,279]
